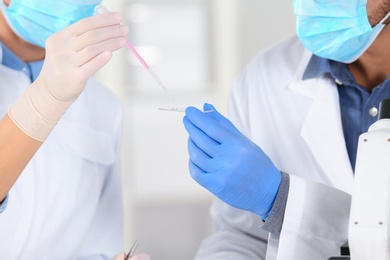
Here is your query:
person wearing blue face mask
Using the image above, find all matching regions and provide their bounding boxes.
[183,0,390,259]
[0,0,150,259]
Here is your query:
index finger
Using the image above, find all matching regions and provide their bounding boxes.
[202,103,240,133]
[65,12,124,37]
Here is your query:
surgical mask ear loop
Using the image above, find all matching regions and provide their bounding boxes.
[378,11,390,25]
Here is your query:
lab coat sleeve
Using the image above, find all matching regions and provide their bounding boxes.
[195,198,269,259]
[76,109,124,260]
[194,173,288,259]
[0,195,8,213]
[194,174,289,259]
[274,174,351,259]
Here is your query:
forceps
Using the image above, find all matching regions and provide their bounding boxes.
[124,240,139,260]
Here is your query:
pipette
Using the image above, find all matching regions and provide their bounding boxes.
[94,5,167,91]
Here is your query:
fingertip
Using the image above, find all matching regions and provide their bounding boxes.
[185,106,203,119]
[91,12,124,25]
[184,106,191,114]
[182,116,189,128]
[185,106,197,114]
[183,115,190,124]
[203,103,216,112]
[108,12,124,23]
[102,50,113,59]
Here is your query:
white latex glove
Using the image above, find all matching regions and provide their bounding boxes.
[38,11,127,102]
[9,11,128,141]
[111,252,151,260]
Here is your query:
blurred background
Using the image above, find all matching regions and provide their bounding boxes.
[96,0,295,259]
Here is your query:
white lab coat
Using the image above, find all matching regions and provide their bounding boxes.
[0,47,124,259]
[196,35,353,259]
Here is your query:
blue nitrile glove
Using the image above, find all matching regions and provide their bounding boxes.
[183,103,282,220]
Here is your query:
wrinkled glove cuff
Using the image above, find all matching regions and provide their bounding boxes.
[8,80,73,142]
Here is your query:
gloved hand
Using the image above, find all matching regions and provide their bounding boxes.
[38,11,128,102]
[183,103,282,219]
[9,11,128,141]
[111,252,151,260]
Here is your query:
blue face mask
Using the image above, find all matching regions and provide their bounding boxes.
[1,0,102,48]
[293,0,390,63]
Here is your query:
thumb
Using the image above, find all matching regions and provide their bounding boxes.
[203,103,240,134]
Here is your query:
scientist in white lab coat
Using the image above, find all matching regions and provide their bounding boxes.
[183,0,390,259]
[0,0,150,259]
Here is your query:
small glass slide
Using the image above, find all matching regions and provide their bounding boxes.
[158,107,214,113]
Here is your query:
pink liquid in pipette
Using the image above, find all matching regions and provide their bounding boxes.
[125,41,149,70]
[125,40,167,90]
[94,5,167,90]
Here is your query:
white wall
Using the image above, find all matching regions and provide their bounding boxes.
[237,0,296,66]
[97,0,295,259]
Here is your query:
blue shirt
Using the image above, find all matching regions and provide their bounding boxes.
[0,43,44,213]
[303,55,390,170]
[1,43,43,82]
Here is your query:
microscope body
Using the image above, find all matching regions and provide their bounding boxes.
[348,118,390,259]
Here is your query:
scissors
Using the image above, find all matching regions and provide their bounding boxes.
[124,240,139,260]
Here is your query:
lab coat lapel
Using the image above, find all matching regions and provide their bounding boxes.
[288,54,354,193]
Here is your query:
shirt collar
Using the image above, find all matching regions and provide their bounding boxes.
[1,42,25,70]
[1,42,44,82]
[302,55,358,87]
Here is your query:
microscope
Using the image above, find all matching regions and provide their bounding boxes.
[348,99,390,259]
[330,99,390,260]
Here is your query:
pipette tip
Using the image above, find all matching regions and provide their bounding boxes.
[148,68,167,90]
